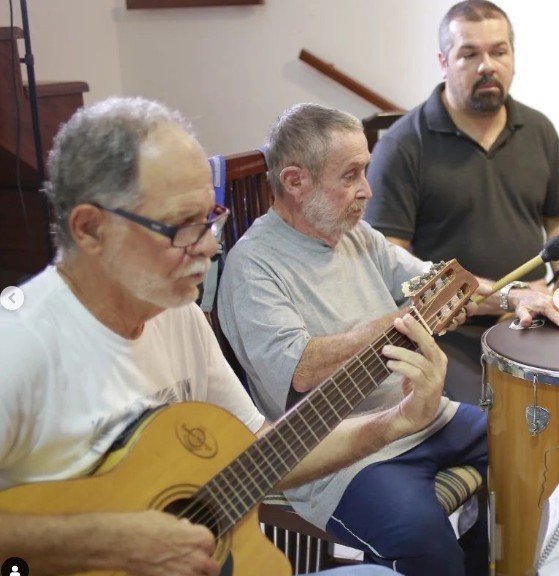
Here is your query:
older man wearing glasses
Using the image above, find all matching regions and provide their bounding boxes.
[0,97,447,576]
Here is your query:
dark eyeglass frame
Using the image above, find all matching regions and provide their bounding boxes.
[91,202,230,248]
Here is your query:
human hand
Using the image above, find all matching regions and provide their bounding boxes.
[113,510,220,576]
[472,276,501,315]
[509,288,559,328]
[473,276,550,316]
[439,298,478,334]
[382,313,447,435]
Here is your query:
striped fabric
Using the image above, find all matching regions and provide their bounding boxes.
[433,465,484,515]
[263,465,483,517]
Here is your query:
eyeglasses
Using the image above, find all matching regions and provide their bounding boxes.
[92,202,230,248]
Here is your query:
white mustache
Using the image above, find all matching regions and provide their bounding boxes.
[189,260,210,275]
[175,259,210,279]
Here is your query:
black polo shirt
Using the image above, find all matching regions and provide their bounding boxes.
[365,83,559,280]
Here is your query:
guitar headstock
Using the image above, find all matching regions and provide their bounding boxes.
[402,259,478,336]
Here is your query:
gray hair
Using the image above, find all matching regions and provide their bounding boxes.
[45,96,193,251]
[439,0,515,57]
[265,103,363,197]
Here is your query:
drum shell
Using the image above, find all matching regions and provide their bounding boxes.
[482,321,559,576]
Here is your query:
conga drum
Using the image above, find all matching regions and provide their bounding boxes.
[481,319,559,576]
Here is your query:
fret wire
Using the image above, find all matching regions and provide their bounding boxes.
[227,454,263,499]
[301,394,331,440]
[207,472,246,516]
[320,389,342,418]
[291,410,321,442]
[261,423,308,483]
[270,421,300,461]
[247,444,289,493]
[282,418,307,453]
[341,365,367,399]
[265,434,290,472]
[193,484,237,530]
[254,438,285,481]
[243,443,283,489]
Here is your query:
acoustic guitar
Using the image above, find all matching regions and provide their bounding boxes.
[0,260,477,575]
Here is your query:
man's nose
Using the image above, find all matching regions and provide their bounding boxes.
[477,53,496,75]
[188,227,219,259]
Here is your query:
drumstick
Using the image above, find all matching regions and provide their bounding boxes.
[473,235,559,304]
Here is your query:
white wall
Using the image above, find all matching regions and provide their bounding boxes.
[1,0,556,155]
[2,0,122,103]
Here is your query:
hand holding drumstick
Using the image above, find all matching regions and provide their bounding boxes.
[471,236,559,327]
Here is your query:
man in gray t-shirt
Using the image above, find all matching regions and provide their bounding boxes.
[218,102,559,576]
[218,103,488,576]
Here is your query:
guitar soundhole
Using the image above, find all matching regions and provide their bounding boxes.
[163,497,220,538]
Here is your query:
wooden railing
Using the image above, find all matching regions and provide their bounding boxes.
[299,49,404,112]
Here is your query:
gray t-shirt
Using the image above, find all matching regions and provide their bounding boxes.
[218,209,458,529]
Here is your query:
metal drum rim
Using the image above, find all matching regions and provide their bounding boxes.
[481,331,559,386]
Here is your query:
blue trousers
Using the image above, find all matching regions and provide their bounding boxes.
[325,403,487,576]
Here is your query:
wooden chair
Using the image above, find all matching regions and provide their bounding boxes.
[204,149,484,574]
[203,150,273,383]
[362,111,404,152]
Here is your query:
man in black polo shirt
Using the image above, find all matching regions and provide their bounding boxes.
[365,0,559,404]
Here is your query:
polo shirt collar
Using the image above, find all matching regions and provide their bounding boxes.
[425,82,524,133]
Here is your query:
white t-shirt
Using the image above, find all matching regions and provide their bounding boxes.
[0,266,264,489]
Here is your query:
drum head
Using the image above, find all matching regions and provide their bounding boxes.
[482,318,559,376]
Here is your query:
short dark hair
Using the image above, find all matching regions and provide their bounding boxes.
[439,0,514,57]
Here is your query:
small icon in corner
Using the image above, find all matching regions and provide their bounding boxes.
[0,286,24,311]
[1,558,29,576]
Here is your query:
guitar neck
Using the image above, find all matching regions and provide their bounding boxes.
[199,324,412,535]
[198,259,477,536]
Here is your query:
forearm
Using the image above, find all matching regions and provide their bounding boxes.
[279,314,446,490]
[473,276,549,316]
[292,311,402,391]
[0,509,217,576]
[276,407,401,490]
[0,512,123,574]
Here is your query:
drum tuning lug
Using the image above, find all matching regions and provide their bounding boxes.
[479,383,493,411]
[479,398,492,410]
[525,406,550,436]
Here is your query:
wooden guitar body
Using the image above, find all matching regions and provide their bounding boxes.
[0,403,291,576]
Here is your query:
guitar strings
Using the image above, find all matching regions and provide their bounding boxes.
[173,295,459,534]
[178,330,407,533]
[175,306,447,532]
[173,309,443,531]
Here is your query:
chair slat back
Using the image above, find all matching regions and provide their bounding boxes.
[362,111,404,151]
[221,150,273,250]
[204,149,273,382]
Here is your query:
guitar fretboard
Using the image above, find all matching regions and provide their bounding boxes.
[186,259,475,534]
[195,326,412,535]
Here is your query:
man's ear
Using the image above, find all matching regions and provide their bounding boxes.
[280,165,308,201]
[68,204,106,254]
[438,52,448,80]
